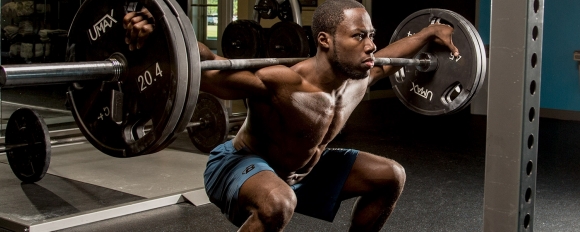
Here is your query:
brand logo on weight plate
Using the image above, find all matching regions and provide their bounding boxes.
[89,9,117,41]
[410,82,433,101]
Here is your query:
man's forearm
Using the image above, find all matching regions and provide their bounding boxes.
[374,26,435,60]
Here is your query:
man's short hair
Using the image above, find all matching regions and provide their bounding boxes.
[311,0,365,45]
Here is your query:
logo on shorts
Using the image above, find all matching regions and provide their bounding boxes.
[242,164,255,175]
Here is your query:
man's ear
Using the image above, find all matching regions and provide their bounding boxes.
[317,32,331,49]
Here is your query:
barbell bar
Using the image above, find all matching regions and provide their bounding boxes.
[0,54,126,87]
[0,136,87,153]
[0,55,438,88]
[186,114,246,128]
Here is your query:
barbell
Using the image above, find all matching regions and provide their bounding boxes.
[0,0,485,178]
[0,52,437,85]
[3,92,245,183]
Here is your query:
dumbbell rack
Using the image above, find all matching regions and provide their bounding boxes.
[253,0,302,25]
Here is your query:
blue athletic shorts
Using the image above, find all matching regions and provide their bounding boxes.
[204,140,359,226]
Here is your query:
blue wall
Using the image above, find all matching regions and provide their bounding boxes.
[479,0,580,112]
[479,0,491,45]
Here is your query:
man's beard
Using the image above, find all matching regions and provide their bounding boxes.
[330,42,369,80]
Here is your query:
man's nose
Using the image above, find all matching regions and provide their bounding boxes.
[365,39,376,54]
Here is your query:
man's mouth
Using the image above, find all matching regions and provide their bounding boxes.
[363,57,375,68]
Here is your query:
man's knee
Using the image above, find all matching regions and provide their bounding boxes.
[253,187,297,228]
[350,152,407,193]
[371,157,406,193]
[386,160,406,191]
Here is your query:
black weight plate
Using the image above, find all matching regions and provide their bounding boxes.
[222,20,264,59]
[66,0,189,157]
[446,10,487,114]
[6,108,51,183]
[255,0,279,20]
[388,9,486,115]
[146,0,201,154]
[278,0,301,22]
[267,21,310,58]
[429,9,484,115]
[431,14,483,114]
[187,92,228,153]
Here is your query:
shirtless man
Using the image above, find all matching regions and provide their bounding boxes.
[125,0,458,231]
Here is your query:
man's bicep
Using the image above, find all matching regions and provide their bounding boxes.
[201,69,270,100]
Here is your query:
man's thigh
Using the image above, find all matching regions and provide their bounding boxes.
[340,151,405,198]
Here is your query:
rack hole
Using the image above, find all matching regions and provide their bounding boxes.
[531,53,538,68]
[524,213,531,229]
[529,107,535,122]
[525,188,532,203]
[532,26,539,41]
[530,80,537,95]
[528,134,535,149]
[527,160,533,176]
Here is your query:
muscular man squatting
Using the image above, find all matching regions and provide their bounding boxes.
[124,0,459,231]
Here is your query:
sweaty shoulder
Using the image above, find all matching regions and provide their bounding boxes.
[256,65,302,85]
[255,63,305,88]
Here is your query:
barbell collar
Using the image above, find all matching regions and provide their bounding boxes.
[414,52,439,72]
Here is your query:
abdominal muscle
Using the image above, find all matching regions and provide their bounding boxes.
[232,89,364,185]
